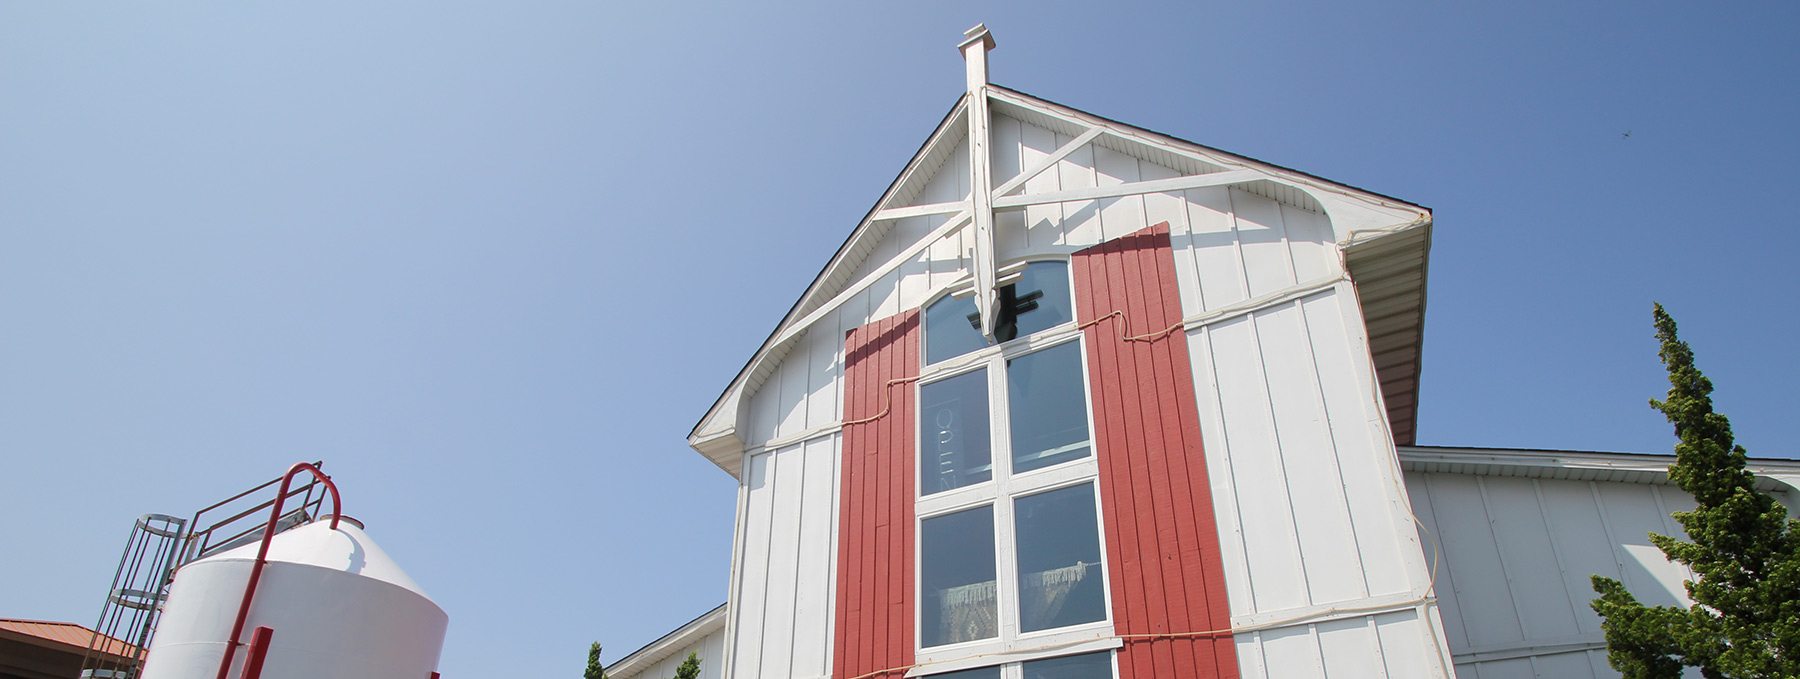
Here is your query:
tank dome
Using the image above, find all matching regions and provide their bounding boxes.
[139,519,447,679]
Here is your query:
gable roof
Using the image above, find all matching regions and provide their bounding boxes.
[689,85,1432,476]
[0,618,137,659]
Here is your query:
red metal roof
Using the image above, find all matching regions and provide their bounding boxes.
[0,618,137,659]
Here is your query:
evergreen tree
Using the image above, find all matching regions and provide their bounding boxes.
[673,652,701,679]
[585,641,607,679]
[1590,304,1800,678]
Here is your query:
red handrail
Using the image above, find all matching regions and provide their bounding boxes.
[214,462,341,679]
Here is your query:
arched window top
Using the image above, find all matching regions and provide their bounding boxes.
[925,261,1074,365]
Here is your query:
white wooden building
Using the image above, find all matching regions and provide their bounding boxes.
[613,26,1800,679]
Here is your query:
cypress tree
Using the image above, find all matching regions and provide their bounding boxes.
[1590,304,1800,677]
[585,641,607,679]
[673,652,701,679]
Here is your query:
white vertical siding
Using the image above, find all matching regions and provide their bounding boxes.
[1406,472,1702,678]
[1184,287,1447,679]
[726,437,839,679]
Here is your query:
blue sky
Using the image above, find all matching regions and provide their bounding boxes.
[3,2,1796,677]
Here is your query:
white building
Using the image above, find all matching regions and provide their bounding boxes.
[611,26,1800,679]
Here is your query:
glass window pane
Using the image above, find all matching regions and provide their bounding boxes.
[920,369,992,495]
[1022,652,1113,679]
[922,505,998,647]
[930,668,1002,679]
[1014,483,1106,632]
[926,293,986,364]
[1007,341,1092,474]
[1003,261,1074,341]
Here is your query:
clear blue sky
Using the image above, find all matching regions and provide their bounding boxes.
[3,2,1796,677]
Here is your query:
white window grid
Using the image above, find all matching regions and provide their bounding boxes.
[911,311,1117,673]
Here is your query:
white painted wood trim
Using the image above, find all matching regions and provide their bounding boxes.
[991,170,1263,210]
[1449,635,1607,664]
[873,201,969,222]
[718,456,753,679]
[905,636,1123,677]
[769,211,971,348]
[990,127,1104,198]
[1178,273,1346,332]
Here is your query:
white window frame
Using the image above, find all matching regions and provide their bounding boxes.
[912,261,1116,675]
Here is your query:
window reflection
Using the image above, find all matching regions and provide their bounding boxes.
[920,369,992,495]
[1022,652,1113,678]
[922,506,998,647]
[1007,342,1092,474]
[1014,483,1106,633]
[924,261,1074,364]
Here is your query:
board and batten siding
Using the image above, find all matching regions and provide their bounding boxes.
[1406,472,1703,679]
[724,111,1447,678]
[1170,185,1450,676]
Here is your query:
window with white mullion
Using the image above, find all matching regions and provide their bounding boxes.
[917,261,1112,677]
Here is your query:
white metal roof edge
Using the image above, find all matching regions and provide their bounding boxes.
[1398,445,1800,493]
[604,603,728,678]
[689,85,1434,476]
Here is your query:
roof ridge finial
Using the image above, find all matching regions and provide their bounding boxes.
[959,24,995,91]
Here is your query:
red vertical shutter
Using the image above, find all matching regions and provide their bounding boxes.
[1075,223,1240,679]
[832,310,920,679]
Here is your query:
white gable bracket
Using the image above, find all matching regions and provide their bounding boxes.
[992,169,1263,209]
[768,211,973,349]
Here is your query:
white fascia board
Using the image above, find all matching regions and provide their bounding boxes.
[1398,445,1800,494]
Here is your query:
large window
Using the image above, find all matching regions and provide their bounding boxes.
[916,261,1112,675]
[924,652,1114,679]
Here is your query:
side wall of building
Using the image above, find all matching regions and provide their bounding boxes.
[612,625,728,679]
[724,112,1446,678]
[1405,472,1703,679]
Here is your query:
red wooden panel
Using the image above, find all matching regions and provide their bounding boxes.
[831,311,920,679]
[1075,223,1240,679]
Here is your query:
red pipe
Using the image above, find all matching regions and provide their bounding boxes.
[241,626,274,679]
[215,462,341,679]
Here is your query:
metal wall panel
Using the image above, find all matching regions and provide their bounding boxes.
[1406,472,1703,678]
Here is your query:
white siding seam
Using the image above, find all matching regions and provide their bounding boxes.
[1421,476,1476,648]
[1269,193,1303,295]
[1306,623,1328,677]
[1290,296,1373,598]
[1586,482,1631,581]
[785,447,809,676]
[1197,325,1258,613]
[1473,477,1530,641]
[1225,190,1255,307]
[1528,479,1587,628]
[1364,615,1391,678]
[1243,307,1316,605]
[824,434,843,678]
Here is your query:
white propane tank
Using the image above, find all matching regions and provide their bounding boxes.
[139,517,447,679]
